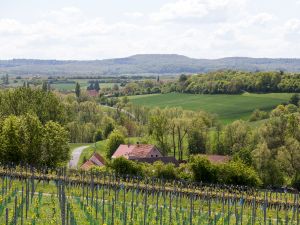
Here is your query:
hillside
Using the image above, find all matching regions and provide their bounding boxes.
[1,54,300,76]
[129,93,292,123]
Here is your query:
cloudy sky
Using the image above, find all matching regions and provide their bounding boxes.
[1,0,300,59]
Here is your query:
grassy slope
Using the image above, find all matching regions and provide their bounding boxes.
[129,93,292,123]
[78,140,108,166]
[69,143,90,151]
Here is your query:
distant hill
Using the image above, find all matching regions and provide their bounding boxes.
[1,54,300,76]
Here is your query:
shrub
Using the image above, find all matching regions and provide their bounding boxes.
[249,109,269,122]
[153,161,177,180]
[94,129,103,142]
[111,157,142,176]
[218,160,261,187]
[189,155,218,183]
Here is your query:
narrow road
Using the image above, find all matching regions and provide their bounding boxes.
[100,104,136,119]
[69,145,89,168]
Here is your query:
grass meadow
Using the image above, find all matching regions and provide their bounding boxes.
[129,92,293,123]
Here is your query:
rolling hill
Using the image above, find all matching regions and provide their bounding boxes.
[1,54,300,76]
[129,93,293,123]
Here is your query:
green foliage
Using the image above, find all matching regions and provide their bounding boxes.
[232,148,253,166]
[289,93,300,106]
[218,160,261,186]
[19,113,43,165]
[0,114,70,167]
[104,122,114,139]
[105,130,125,159]
[0,88,65,124]
[249,109,269,122]
[252,142,285,186]
[189,155,260,186]
[179,71,300,94]
[0,115,22,164]
[42,81,48,92]
[75,82,81,98]
[110,157,142,176]
[220,120,252,155]
[93,129,103,142]
[187,130,206,155]
[152,161,177,180]
[41,121,70,167]
[148,108,170,156]
[189,155,218,183]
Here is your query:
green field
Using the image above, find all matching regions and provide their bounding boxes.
[51,81,118,92]
[129,93,293,123]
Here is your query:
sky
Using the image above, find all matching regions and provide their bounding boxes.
[1,0,300,60]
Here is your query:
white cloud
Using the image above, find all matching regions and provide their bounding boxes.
[246,13,275,26]
[0,1,300,59]
[284,19,300,41]
[150,0,246,23]
[124,12,144,18]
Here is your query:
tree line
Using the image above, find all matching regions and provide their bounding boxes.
[101,71,300,96]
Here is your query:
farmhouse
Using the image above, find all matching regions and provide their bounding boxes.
[80,152,106,170]
[199,154,230,164]
[112,144,163,159]
[112,144,180,166]
[86,89,99,97]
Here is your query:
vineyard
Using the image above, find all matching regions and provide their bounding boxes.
[0,166,299,225]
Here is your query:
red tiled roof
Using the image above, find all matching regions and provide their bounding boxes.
[199,154,230,164]
[87,90,99,97]
[112,144,161,159]
[129,144,158,158]
[112,145,136,158]
[90,153,106,166]
[80,152,106,170]
[80,160,95,171]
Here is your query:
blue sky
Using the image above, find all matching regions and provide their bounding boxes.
[1,0,300,59]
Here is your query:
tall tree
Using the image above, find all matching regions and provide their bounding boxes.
[75,82,81,98]
[0,115,22,164]
[5,74,9,85]
[252,142,284,186]
[42,81,48,92]
[148,108,170,156]
[94,81,100,92]
[289,93,300,106]
[19,113,43,166]
[106,130,125,158]
[41,121,70,168]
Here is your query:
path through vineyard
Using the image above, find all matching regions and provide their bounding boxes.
[69,145,89,168]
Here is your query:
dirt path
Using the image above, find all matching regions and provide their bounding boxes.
[69,145,89,168]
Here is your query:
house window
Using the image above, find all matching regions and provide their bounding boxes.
[151,155,153,157]
[156,155,158,157]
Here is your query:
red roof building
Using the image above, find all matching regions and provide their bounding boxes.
[112,144,163,159]
[80,153,106,171]
[87,90,99,97]
[199,154,230,164]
